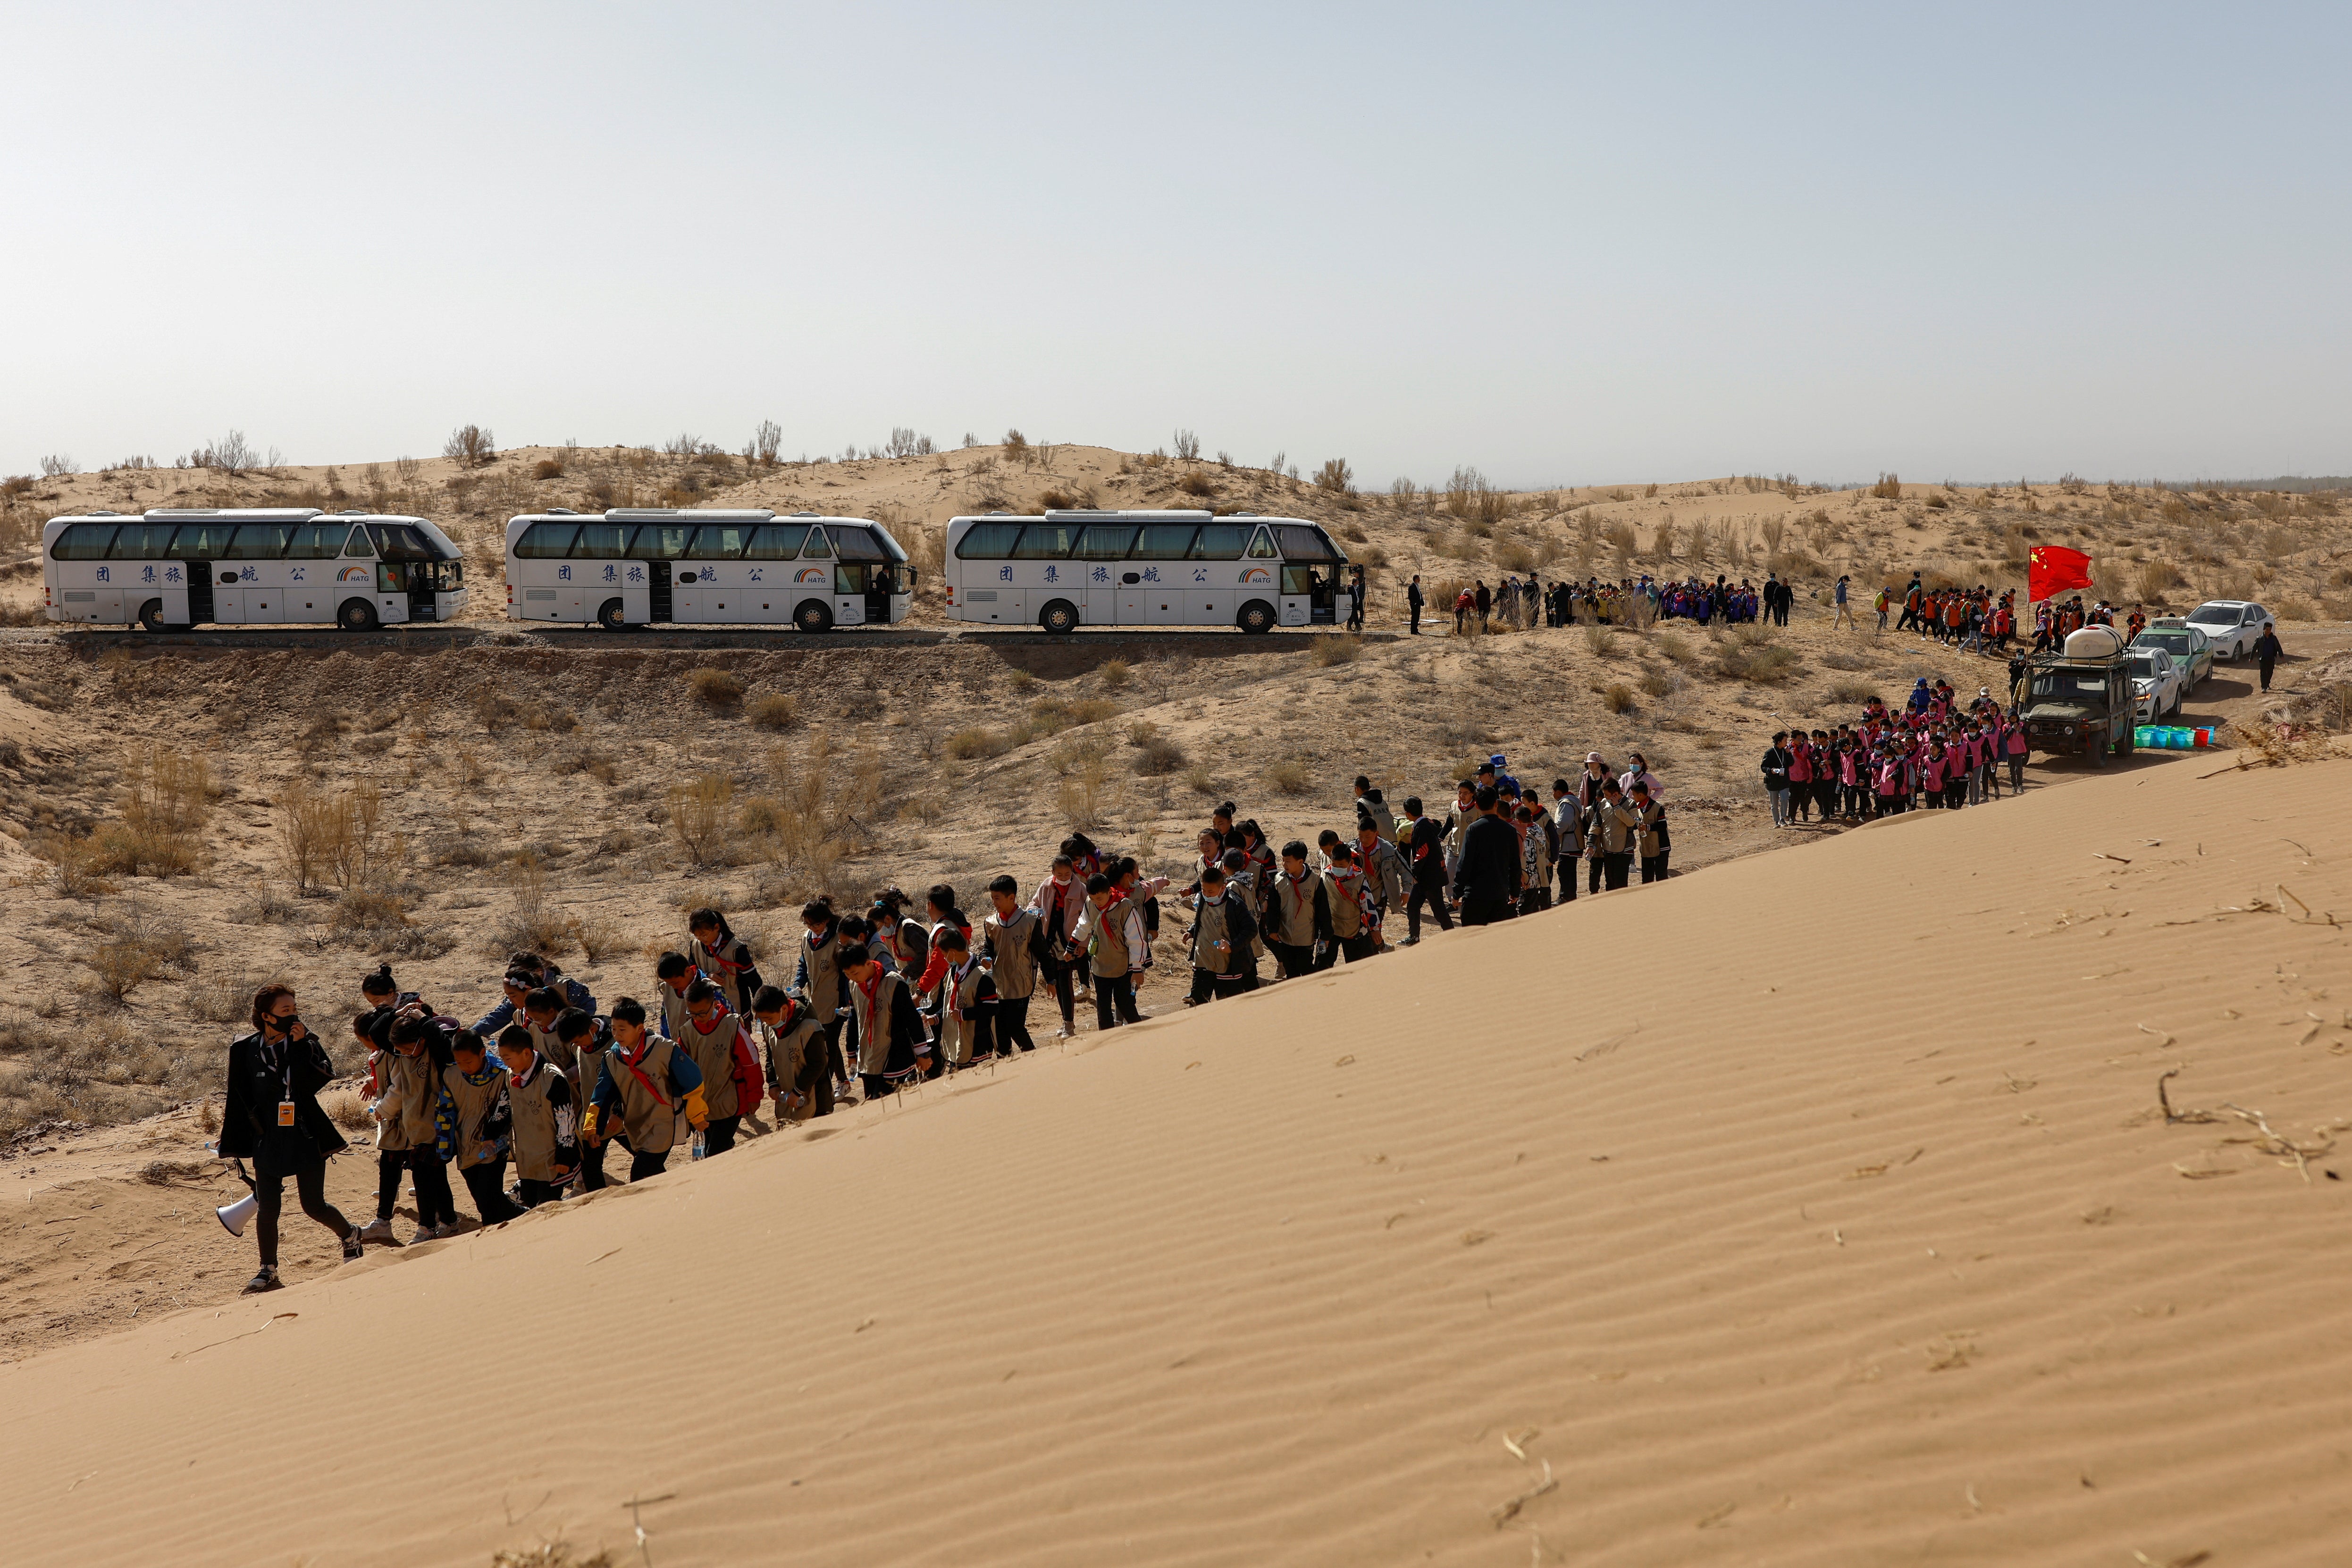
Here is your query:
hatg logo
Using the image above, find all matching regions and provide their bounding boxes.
[795,567,827,583]
[338,565,371,583]
[1241,567,1271,584]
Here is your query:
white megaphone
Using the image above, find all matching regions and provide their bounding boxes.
[217,1192,259,1237]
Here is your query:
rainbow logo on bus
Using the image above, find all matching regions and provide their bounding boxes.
[337,566,371,583]
[1241,567,1272,584]
[795,567,827,583]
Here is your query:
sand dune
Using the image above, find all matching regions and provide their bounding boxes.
[5,749,2349,1567]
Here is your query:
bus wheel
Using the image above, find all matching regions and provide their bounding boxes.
[1236,599,1275,635]
[596,597,627,631]
[1038,599,1079,636]
[136,598,164,631]
[337,598,379,632]
[793,599,834,634]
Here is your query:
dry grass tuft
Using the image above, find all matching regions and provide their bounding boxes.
[747,692,798,730]
[668,773,734,867]
[1600,682,1637,714]
[1267,759,1312,796]
[946,727,1009,761]
[688,668,744,709]
[1717,626,1802,685]
[1310,635,1362,667]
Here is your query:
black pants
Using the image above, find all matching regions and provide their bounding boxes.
[1187,967,1256,1004]
[1049,956,1090,1027]
[702,1115,739,1157]
[579,1139,611,1191]
[2260,656,2275,691]
[1093,972,1135,1031]
[378,1148,457,1226]
[516,1177,565,1208]
[1518,886,1550,915]
[824,1017,850,1089]
[628,1148,670,1182]
[460,1157,524,1225]
[1638,854,1665,884]
[1333,933,1376,963]
[997,993,1037,1052]
[1268,940,1317,979]
[1602,852,1632,890]
[1405,879,1452,939]
[253,1161,350,1268]
[1557,857,1577,902]
[1459,893,1513,927]
[1409,603,1421,634]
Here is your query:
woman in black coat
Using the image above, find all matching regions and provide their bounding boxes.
[220,982,362,1293]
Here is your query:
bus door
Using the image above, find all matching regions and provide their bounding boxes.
[1308,570,1338,625]
[831,562,871,625]
[1279,565,1318,627]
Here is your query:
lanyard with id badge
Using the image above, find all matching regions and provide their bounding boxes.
[262,1035,300,1130]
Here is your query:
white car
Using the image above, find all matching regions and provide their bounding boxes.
[2125,646,2184,721]
[2184,599,2272,660]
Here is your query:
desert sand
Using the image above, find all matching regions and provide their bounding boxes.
[4,744,2348,1567]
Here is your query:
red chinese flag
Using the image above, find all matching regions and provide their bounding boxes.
[2027,545,2093,602]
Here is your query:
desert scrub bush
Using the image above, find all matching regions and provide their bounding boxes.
[1266,759,1312,796]
[2135,559,2185,600]
[1493,541,1536,574]
[1600,682,1637,714]
[668,773,734,867]
[186,964,256,1024]
[946,727,1009,761]
[486,854,574,958]
[1870,472,1902,500]
[1638,667,1680,699]
[1131,731,1186,776]
[1098,658,1132,692]
[1654,631,1698,666]
[532,456,566,480]
[1717,626,1802,685]
[748,693,798,730]
[687,667,744,709]
[1028,696,1121,735]
[1057,750,1111,828]
[1582,625,1618,659]
[1310,634,1362,667]
[1184,764,1218,795]
[568,914,627,964]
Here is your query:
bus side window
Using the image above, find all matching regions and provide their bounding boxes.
[51,523,119,560]
[343,528,375,557]
[799,528,834,559]
[1281,566,1318,595]
[1245,528,1278,560]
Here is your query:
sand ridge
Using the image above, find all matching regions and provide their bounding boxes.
[2,749,2350,1567]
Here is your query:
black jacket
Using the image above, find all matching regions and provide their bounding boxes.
[219,1030,348,1168]
[1761,746,1793,790]
[1452,813,1523,903]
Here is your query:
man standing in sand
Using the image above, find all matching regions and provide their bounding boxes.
[1407,574,1424,635]
[1761,731,1796,828]
[1452,786,1521,926]
[2254,621,2281,692]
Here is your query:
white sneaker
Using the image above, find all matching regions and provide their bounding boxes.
[409,1225,439,1246]
[430,1222,464,1240]
[1054,1027,1071,1040]
[356,1217,401,1248]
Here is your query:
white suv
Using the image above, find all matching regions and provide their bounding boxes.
[2184,600,2271,661]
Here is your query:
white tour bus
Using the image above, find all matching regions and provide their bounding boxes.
[503,508,912,631]
[941,509,1352,634]
[42,508,467,631]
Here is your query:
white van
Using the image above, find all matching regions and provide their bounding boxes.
[43,508,467,630]
[939,509,1352,633]
[502,508,912,631]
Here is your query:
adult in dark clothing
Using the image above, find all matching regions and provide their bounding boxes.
[1406,575,1424,636]
[1761,730,1796,828]
[220,983,362,1294]
[1474,580,1492,630]
[1399,796,1452,942]
[1451,787,1522,926]
[2254,623,2281,692]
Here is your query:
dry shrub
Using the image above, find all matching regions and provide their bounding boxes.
[1601,682,1637,714]
[1029,696,1122,735]
[1654,631,1697,666]
[1266,759,1312,796]
[1311,635,1362,667]
[946,727,1009,760]
[1057,749,1112,828]
[668,773,734,866]
[79,906,196,1006]
[487,854,573,957]
[745,764,849,893]
[531,456,565,480]
[1493,541,1536,574]
[568,914,627,964]
[492,1541,614,1568]
[2134,559,2185,601]
[1717,626,1802,685]
[1871,473,1903,500]
[748,693,798,730]
[1582,625,1617,659]
[320,1087,375,1131]
[1638,667,1679,698]
[688,668,744,709]
[187,965,254,1024]
[1828,679,1880,705]
[1098,658,1132,692]
[1183,764,1218,796]
[1176,470,1216,497]
[1132,733,1186,776]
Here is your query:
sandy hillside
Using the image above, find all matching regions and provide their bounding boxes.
[3,746,2348,1567]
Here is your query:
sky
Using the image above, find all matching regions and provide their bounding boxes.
[5,2,2348,489]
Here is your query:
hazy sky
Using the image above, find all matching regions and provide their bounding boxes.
[7,3,2347,488]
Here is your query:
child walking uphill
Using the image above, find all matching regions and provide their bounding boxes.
[585,997,709,1183]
